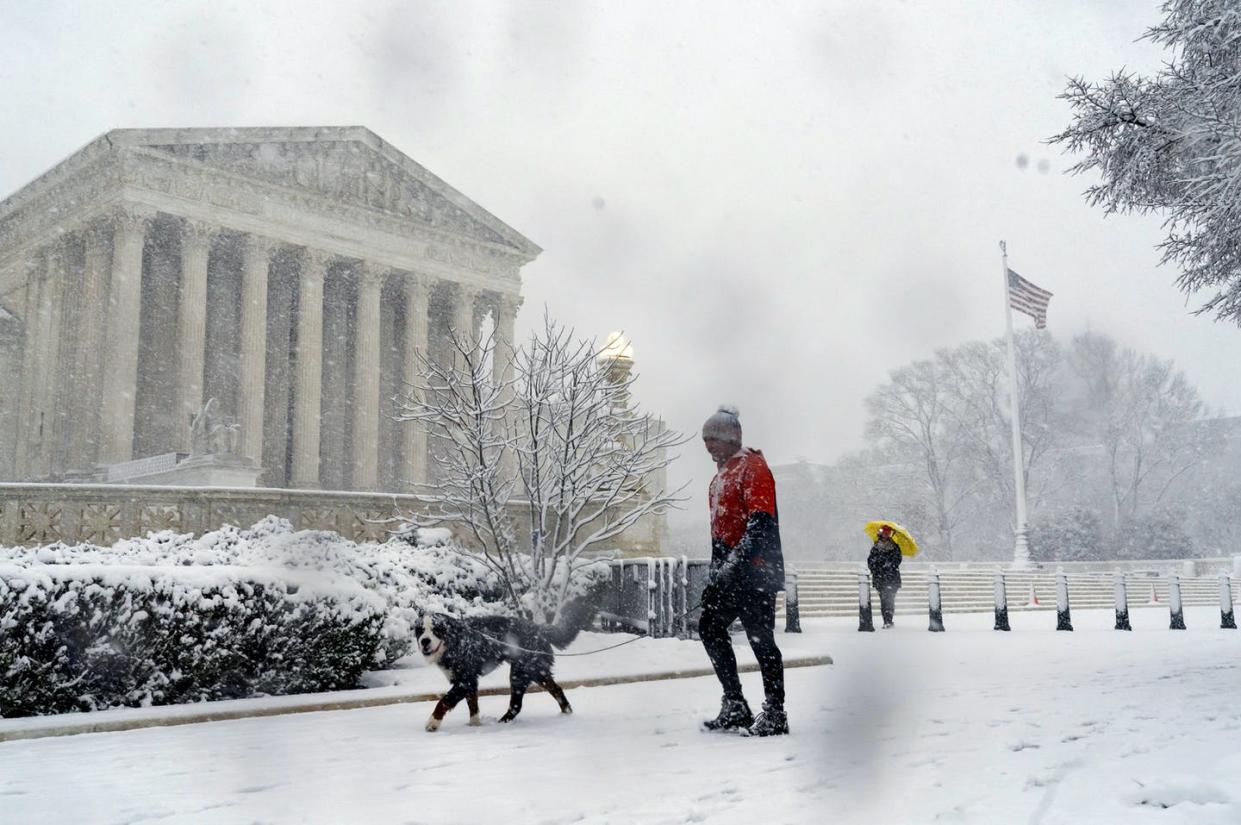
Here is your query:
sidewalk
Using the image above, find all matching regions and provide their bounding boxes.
[0,629,830,743]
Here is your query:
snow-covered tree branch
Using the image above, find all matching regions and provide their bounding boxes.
[397,313,687,619]
[1051,0,1241,324]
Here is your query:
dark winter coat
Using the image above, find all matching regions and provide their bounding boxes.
[868,538,902,590]
[707,448,785,593]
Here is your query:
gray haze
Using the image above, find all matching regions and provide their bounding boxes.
[4,1,1239,534]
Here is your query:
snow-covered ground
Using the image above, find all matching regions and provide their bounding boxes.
[3,606,1239,824]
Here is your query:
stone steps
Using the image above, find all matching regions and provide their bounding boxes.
[778,568,1234,618]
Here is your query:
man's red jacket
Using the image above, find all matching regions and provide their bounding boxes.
[708,448,785,592]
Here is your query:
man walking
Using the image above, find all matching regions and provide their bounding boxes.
[698,405,787,736]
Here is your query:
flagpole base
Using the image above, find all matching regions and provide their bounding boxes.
[1011,528,1033,569]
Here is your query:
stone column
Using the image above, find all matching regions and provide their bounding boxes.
[351,263,384,490]
[30,242,70,478]
[50,236,86,479]
[452,283,477,347]
[94,213,149,464]
[238,234,273,467]
[13,253,46,479]
[290,249,329,488]
[402,274,431,490]
[493,292,522,387]
[493,292,522,484]
[68,223,111,473]
[99,205,153,466]
[318,275,348,490]
[175,220,213,450]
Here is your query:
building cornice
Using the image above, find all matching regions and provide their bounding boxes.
[0,144,532,300]
[103,126,540,255]
[0,127,541,257]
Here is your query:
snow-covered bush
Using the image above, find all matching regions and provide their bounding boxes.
[1112,509,1197,560]
[0,564,385,718]
[0,517,509,666]
[0,517,604,717]
[1029,507,1104,562]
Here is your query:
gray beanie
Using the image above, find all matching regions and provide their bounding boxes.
[702,404,742,445]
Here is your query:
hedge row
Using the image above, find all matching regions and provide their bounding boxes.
[0,563,385,718]
[2,517,509,665]
[0,518,609,717]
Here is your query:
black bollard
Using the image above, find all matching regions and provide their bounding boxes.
[928,570,945,632]
[1055,569,1073,631]
[1221,574,1237,630]
[1113,570,1131,631]
[858,572,875,632]
[784,574,802,633]
[1168,573,1187,630]
[993,570,1010,631]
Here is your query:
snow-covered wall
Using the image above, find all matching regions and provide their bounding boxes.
[0,482,665,557]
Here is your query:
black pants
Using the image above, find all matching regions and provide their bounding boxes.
[879,584,899,625]
[699,584,785,707]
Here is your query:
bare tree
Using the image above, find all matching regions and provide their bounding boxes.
[400,327,524,607]
[940,331,1066,518]
[1069,332,1212,527]
[864,358,974,558]
[398,314,686,618]
[864,334,1064,559]
[856,330,1217,559]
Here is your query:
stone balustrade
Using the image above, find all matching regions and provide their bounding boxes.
[0,483,665,557]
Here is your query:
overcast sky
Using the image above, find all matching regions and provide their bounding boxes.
[3,1,1238,527]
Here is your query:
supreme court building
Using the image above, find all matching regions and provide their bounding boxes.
[0,127,538,493]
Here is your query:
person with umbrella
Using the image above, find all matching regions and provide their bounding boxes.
[866,522,909,628]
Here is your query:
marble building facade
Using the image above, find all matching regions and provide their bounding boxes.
[0,127,539,493]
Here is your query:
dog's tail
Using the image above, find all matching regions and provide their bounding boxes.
[544,596,598,649]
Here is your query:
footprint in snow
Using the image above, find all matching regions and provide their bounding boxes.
[1010,741,1040,752]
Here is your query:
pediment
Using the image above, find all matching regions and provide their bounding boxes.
[112,128,538,256]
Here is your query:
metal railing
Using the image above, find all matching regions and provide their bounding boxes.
[845,567,1239,633]
[598,557,801,639]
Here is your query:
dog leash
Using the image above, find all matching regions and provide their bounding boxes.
[481,633,650,657]
[474,600,704,658]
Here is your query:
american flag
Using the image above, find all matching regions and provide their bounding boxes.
[1007,269,1053,329]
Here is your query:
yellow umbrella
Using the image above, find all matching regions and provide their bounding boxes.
[864,520,920,557]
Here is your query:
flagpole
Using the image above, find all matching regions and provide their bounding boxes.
[1000,241,1032,567]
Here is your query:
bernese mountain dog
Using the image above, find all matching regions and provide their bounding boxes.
[415,597,597,731]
